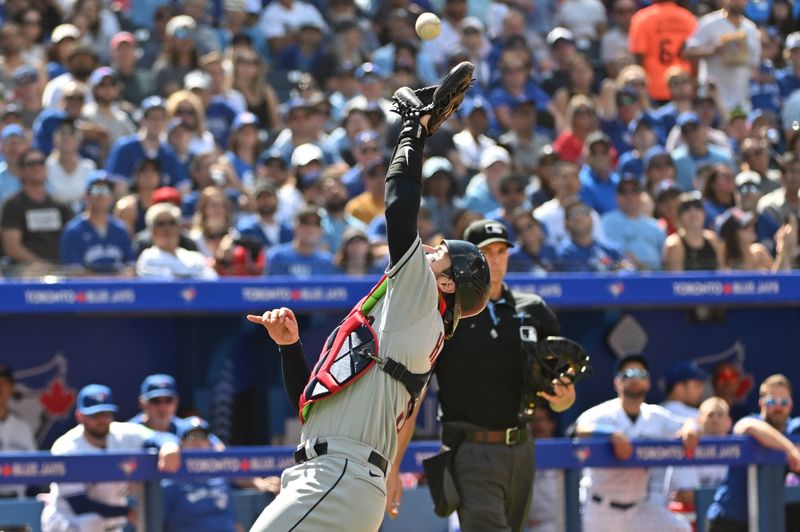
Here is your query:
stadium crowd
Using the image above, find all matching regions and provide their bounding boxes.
[0,0,798,278]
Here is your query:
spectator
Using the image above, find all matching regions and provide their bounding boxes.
[739,136,780,193]
[181,0,222,57]
[265,206,336,277]
[555,0,606,41]
[760,155,800,227]
[556,198,629,272]
[223,112,260,187]
[552,54,598,128]
[553,95,598,163]
[535,161,607,248]
[136,202,218,279]
[579,131,620,215]
[18,8,45,66]
[542,27,579,96]
[0,362,37,499]
[653,180,683,236]
[59,171,135,275]
[735,170,780,251]
[0,23,39,90]
[333,227,384,276]
[317,170,367,254]
[114,158,166,236]
[189,186,235,261]
[0,147,72,271]
[488,48,551,132]
[717,207,795,270]
[345,158,386,225]
[487,174,531,240]
[110,32,153,107]
[653,67,696,134]
[71,0,121,64]
[617,115,662,182]
[166,89,216,156]
[776,32,800,98]
[0,123,29,204]
[463,145,512,216]
[105,96,189,189]
[420,0,468,69]
[11,64,44,127]
[154,16,200,97]
[40,384,181,532]
[231,48,282,135]
[46,24,80,82]
[685,0,761,113]
[602,175,666,270]
[574,354,696,532]
[528,146,560,209]
[257,0,327,55]
[341,129,384,198]
[526,405,565,532]
[498,99,552,177]
[32,80,88,157]
[663,192,724,271]
[421,157,462,239]
[601,0,636,78]
[671,112,735,191]
[81,67,136,147]
[42,44,99,110]
[507,210,557,274]
[161,417,240,532]
[643,146,678,199]
[45,119,97,213]
[453,97,497,173]
[199,52,246,114]
[628,0,697,103]
[702,164,738,225]
[707,374,800,531]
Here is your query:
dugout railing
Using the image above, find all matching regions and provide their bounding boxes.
[0,436,798,532]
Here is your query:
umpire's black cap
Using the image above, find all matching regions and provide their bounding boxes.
[463,219,514,249]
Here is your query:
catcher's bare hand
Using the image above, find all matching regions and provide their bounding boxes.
[247,308,300,346]
[537,368,576,412]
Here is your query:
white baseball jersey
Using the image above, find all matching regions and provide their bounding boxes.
[0,413,37,497]
[42,421,155,531]
[648,401,701,503]
[576,399,686,502]
[303,235,444,464]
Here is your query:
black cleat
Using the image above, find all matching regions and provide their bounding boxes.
[391,61,474,136]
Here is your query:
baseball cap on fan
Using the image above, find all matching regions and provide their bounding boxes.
[463,219,514,249]
[77,384,118,415]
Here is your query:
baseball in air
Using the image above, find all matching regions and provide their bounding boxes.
[415,13,442,41]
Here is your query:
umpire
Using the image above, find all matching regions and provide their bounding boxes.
[430,219,575,531]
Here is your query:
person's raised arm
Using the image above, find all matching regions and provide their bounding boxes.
[248,308,310,406]
[384,132,425,266]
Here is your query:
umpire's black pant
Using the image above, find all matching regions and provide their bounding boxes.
[446,422,535,532]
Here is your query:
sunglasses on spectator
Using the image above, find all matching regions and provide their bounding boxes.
[738,184,760,194]
[65,94,85,101]
[763,397,791,407]
[669,77,691,86]
[176,107,195,116]
[148,396,175,405]
[618,368,649,380]
[501,187,525,195]
[237,57,259,65]
[574,108,593,116]
[154,218,178,228]
[88,185,113,197]
[23,158,45,168]
[679,199,703,213]
[298,218,321,226]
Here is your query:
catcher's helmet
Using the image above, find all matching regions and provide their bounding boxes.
[442,239,491,337]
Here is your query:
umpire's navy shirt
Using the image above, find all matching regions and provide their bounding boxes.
[435,284,560,429]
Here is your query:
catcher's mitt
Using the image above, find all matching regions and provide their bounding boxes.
[520,336,592,420]
[391,61,474,136]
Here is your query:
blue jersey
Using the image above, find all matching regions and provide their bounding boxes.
[32,108,67,155]
[162,477,238,532]
[579,166,620,215]
[207,97,238,149]
[265,243,336,277]
[507,245,557,274]
[59,215,135,273]
[487,81,551,114]
[105,135,189,187]
[616,151,645,181]
[556,239,624,272]
[224,151,255,188]
[235,215,294,248]
[776,67,800,98]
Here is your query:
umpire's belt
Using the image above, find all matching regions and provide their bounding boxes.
[591,494,637,511]
[294,440,389,476]
[463,426,528,445]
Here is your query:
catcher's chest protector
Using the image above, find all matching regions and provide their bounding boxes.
[299,276,444,423]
